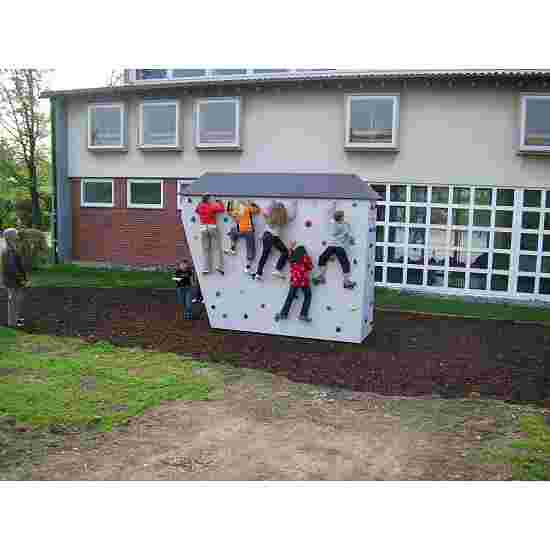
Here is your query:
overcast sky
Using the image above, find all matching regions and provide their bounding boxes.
[3,0,550,94]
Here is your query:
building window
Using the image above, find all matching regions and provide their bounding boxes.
[177,179,196,210]
[138,100,180,148]
[346,95,399,149]
[127,179,163,209]
[211,69,247,75]
[195,97,241,149]
[519,95,550,153]
[81,179,114,207]
[88,103,125,149]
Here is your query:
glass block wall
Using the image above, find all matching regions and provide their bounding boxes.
[371,183,550,300]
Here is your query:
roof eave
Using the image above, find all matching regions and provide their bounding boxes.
[40,68,550,99]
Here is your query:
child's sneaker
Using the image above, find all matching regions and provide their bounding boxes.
[343,280,357,289]
[312,275,326,285]
[272,271,286,280]
[216,268,225,276]
[299,315,312,323]
[16,319,25,328]
[244,265,251,274]
[253,273,262,281]
[224,248,237,256]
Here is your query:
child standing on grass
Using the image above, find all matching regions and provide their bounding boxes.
[275,242,313,323]
[174,259,195,321]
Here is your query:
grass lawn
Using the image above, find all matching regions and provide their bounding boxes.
[30,264,174,289]
[0,326,215,432]
[28,264,550,323]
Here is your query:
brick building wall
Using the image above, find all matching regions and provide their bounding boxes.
[71,178,190,267]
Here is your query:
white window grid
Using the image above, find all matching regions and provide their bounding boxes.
[87,103,125,149]
[372,183,550,300]
[138,100,180,148]
[80,179,114,208]
[194,97,241,149]
[127,179,164,209]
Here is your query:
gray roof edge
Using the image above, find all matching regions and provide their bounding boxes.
[181,172,380,201]
[41,68,550,99]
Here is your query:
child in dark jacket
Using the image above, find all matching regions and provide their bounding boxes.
[275,243,313,323]
[174,259,195,320]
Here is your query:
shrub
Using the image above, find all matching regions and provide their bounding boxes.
[0,197,18,231]
[14,194,52,231]
[16,228,50,271]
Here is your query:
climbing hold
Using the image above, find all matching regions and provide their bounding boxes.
[222,314,227,319]
[187,198,192,203]
[305,220,312,228]
[261,304,266,309]
[216,291,221,297]
[336,327,341,333]
[353,259,358,265]
[240,289,245,295]
[191,216,196,223]
[350,305,359,311]
[352,202,358,207]
[326,306,332,311]
[211,305,216,310]
[244,314,249,319]
[322,241,327,246]
[224,217,229,223]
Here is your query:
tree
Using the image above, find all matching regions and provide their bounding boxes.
[0,69,51,228]
[106,69,125,86]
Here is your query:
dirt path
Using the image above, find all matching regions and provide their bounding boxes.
[30,380,510,481]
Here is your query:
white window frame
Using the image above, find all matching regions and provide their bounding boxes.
[345,94,400,150]
[177,179,196,210]
[127,179,164,209]
[87,103,125,150]
[80,179,114,208]
[138,100,181,149]
[195,97,241,149]
[519,94,550,153]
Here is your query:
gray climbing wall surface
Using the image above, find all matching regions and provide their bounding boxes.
[180,174,377,344]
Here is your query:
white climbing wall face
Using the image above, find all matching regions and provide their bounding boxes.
[181,196,377,344]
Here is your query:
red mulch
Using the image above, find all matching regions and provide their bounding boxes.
[3,288,549,402]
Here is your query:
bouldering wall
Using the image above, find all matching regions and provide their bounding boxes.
[180,189,377,344]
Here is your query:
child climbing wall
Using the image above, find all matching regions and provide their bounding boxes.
[180,184,377,344]
[253,199,298,281]
[313,201,356,289]
[225,200,260,273]
[195,194,225,275]
[275,242,313,323]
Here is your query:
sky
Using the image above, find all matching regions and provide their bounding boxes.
[2,0,548,95]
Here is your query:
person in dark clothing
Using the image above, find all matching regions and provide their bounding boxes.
[1,228,28,328]
[173,260,195,320]
[275,243,313,323]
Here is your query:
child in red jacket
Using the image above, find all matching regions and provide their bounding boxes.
[275,242,313,323]
[195,194,225,275]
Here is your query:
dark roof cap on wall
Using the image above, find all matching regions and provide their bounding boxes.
[182,172,379,201]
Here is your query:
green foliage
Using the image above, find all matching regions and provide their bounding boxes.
[0,329,214,432]
[15,228,50,270]
[0,197,18,230]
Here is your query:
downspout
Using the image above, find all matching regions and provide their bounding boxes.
[50,97,59,264]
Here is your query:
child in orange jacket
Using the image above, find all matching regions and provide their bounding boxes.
[225,200,260,273]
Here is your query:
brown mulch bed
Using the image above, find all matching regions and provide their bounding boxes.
[2,288,549,402]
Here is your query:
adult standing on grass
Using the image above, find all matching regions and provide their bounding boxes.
[0,228,28,328]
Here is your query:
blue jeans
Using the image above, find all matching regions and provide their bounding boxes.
[176,287,193,319]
